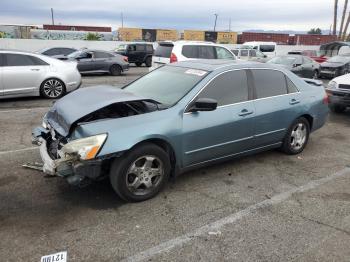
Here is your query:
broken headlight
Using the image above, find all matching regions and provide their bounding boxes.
[61,134,107,160]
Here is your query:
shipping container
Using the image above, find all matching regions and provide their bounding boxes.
[118,28,142,41]
[43,24,111,32]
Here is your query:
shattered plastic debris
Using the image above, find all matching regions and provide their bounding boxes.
[208,231,222,236]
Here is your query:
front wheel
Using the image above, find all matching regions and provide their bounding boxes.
[281,117,310,155]
[110,143,171,202]
[40,78,66,99]
[110,64,122,76]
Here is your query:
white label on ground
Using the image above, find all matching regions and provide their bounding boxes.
[123,167,350,262]
[41,251,67,262]
[0,147,38,156]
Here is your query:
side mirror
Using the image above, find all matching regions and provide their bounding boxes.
[188,98,218,112]
[293,63,302,68]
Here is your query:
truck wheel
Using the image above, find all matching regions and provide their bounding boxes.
[135,62,142,67]
[330,104,346,113]
[110,65,122,76]
[110,143,171,202]
[281,117,310,155]
[145,57,152,67]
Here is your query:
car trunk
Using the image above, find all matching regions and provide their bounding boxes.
[152,42,174,68]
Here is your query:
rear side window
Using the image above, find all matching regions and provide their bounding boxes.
[198,70,249,106]
[182,45,215,59]
[146,45,153,52]
[252,69,288,99]
[4,54,48,66]
[240,50,248,56]
[94,51,112,58]
[260,45,275,52]
[286,77,298,93]
[154,44,174,58]
[60,48,76,55]
[43,48,60,56]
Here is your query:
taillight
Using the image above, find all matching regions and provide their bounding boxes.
[170,53,177,63]
[323,93,329,104]
[123,56,128,62]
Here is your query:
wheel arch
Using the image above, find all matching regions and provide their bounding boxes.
[298,114,314,130]
[110,63,123,71]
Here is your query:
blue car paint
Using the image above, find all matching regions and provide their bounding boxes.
[66,61,328,173]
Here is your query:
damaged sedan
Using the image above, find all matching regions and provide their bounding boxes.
[32,60,329,202]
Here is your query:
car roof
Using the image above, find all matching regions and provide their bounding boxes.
[169,59,279,71]
[0,49,37,55]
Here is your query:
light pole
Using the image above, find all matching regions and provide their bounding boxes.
[121,12,124,28]
[213,14,218,32]
[51,8,55,25]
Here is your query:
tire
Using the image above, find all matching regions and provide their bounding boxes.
[330,104,346,113]
[281,117,310,155]
[135,62,142,67]
[313,70,319,79]
[110,64,122,76]
[145,56,152,67]
[40,78,66,99]
[110,143,171,202]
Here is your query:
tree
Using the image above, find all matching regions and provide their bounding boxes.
[339,0,348,38]
[334,0,339,35]
[85,32,101,41]
[307,28,322,34]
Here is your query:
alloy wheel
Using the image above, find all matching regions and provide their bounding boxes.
[126,155,164,196]
[43,79,64,98]
[290,123,307,151]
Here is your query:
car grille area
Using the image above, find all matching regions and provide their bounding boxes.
[339,84,350,90]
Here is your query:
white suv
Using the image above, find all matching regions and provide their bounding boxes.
[151,41,236,70]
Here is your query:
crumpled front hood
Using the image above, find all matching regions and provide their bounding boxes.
[46,86,149,137]
[320,62,345,68]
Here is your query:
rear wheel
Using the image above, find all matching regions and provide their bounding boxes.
[110,143,171,202]
[281,117,310,155]
[135,62,142,67]
[330,104,346,113]
[40,78,66,99]
[110,64,122,76]
[145,56,152,67]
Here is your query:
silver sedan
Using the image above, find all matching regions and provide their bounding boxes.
[0,50,81,99]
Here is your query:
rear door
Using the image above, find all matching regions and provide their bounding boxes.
[152,42,174,68]
[182,70,256,167]
[2,53,49,96]
[93,51,113,71]
[251,69,302,147]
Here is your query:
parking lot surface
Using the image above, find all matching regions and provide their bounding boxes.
[1,67,350,262]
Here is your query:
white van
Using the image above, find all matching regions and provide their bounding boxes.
[241,41,277,58]
[151,41,236,70]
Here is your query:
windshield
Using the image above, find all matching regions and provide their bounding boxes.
[268,56,296,65]
[67,50,84,58]
[124,66,208,106]
[328,56,349,63]
[116,44,127,51]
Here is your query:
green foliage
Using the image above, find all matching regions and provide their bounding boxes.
[85,32,101,41]
[307,28,322,35]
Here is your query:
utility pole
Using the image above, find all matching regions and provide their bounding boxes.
[51,8,55,25]
[213,14,218,32]
[229,18,231,32]
[121,12,124,28]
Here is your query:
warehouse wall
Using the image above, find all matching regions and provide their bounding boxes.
[0,38,319,55]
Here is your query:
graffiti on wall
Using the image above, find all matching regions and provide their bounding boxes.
[0,25,31,39]
[31,29,113,41]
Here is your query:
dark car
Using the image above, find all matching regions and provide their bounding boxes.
[267,55,320,79]
[319,55,350,78]
[67,49,129,76]
[115,43,153,67]
[288,50,327,63]
[38,47,77,60]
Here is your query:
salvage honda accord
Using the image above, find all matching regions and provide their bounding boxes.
[32,60,329,202]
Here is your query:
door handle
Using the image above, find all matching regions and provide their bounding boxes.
[238,109,254,116]
[30,68,40,71]
[289,98,300,105]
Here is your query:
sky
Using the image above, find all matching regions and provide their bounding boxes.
[0,0,337,32]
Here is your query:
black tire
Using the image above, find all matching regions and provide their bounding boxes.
[110,143,171,202]
[110,64,122,76]
[145,56,152,67]
[313,70,319,79]
[135,62,142,67]
[40,78,66,99]
[281,117,310,155]
[330,104,346,113]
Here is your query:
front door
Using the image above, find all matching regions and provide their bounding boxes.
[182,69,256,167]
[77,52,94,72]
